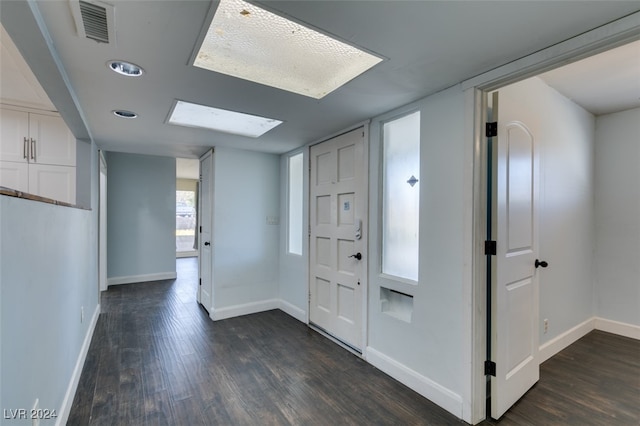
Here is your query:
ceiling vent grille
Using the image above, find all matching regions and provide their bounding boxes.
[79,1,109,42]
[69,0,115,44]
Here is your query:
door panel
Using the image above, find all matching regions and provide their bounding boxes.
[309,128,366,350]
[492,94,540,419]
[199,150,213,312]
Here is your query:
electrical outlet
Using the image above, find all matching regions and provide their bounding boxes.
[32,398,39,426]
[543,318,549,334]
[81,306,84,323]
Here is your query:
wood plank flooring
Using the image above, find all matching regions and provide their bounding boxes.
[68,258,463,425]
[482,330,640,425]
[69,258,639,425]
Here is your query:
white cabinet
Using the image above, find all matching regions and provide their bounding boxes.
[0,106,76,203]
[0,161,28,192]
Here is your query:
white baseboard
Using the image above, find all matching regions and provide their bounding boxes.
[365,346,463,419]
[595,317,640,340]
[539,316,640,363]
[211,298,280,321]
[539,317,595,363]
[56,304,100,426]
[279,299,307,323]
[107,271,177,286]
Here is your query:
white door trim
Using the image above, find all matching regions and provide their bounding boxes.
[466,13,640,425]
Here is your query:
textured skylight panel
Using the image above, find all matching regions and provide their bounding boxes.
[168,100,282,138]
[194,0,382,99]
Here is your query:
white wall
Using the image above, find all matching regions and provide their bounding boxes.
[0,144,99,425]
[499,77,597,345]
[278,148,308,322]
[212,147,280,317]
[594,107,640,326]
[367,85,470,419]
[106,152,176,285]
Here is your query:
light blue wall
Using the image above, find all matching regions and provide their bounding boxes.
[594,107,640,326]
[0,143,99,425]
[213,147,280,310]
[106,152,176,282]
[367,86,468,417]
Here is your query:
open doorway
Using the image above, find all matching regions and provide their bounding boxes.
[176,158,200,258]
[480,39,640,421]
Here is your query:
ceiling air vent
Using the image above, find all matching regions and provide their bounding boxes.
[69,0,115,44]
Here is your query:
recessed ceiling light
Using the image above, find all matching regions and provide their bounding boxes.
[167,100,282,138]
[193,0,383,99]
[107,60,144,77]
[112,110,138,119]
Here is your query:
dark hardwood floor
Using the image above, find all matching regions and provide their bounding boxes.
[69,258,639,425]
[68,258,463,425]
[482,330,640,426]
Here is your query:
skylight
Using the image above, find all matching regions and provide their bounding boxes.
[193,0,383,99]
[167,100,283,138]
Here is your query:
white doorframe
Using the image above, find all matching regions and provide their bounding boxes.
[99,150,107,292]
[466,14,640,424]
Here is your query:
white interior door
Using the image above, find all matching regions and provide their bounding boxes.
[309,128,367,350]
[198,149,214,312]
[491,91,540,419]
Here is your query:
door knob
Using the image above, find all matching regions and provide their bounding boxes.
[535,259,548,268]
[204,241,211,246]
[349,253,362,260]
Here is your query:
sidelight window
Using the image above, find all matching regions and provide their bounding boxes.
[288,152,304,255]
[382,111,420,281]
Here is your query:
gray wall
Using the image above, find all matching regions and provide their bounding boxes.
[1,143,99,425]
[106,152,176,283]
[75,138,92,208]
[500,77,597,344]
[367,85,469,418]
[212,147,280,312]
[594,107,640,326]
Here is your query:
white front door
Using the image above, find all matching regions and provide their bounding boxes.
[198,149,214,313]
[309,128,367,350]
[491,90,540,419]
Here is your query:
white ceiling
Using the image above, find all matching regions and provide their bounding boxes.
[540,40,640,116]
[1,1,639,159]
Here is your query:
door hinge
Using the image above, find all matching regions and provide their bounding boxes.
[485,240,497,256]
[199,278,202,286]
[199,226,202,233]
[486,122,498,138]
[485,360,496,376]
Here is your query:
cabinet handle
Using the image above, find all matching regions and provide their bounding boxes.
[23,137,28,159]
[30,138,36,162]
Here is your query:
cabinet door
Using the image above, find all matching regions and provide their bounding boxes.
[29,113,76,166]
[0,108,29,163]
[29,164,76,204]
[0,161,29,192]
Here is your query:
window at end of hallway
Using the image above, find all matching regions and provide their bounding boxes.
[382,111,420,282]
[288,152,304,255]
